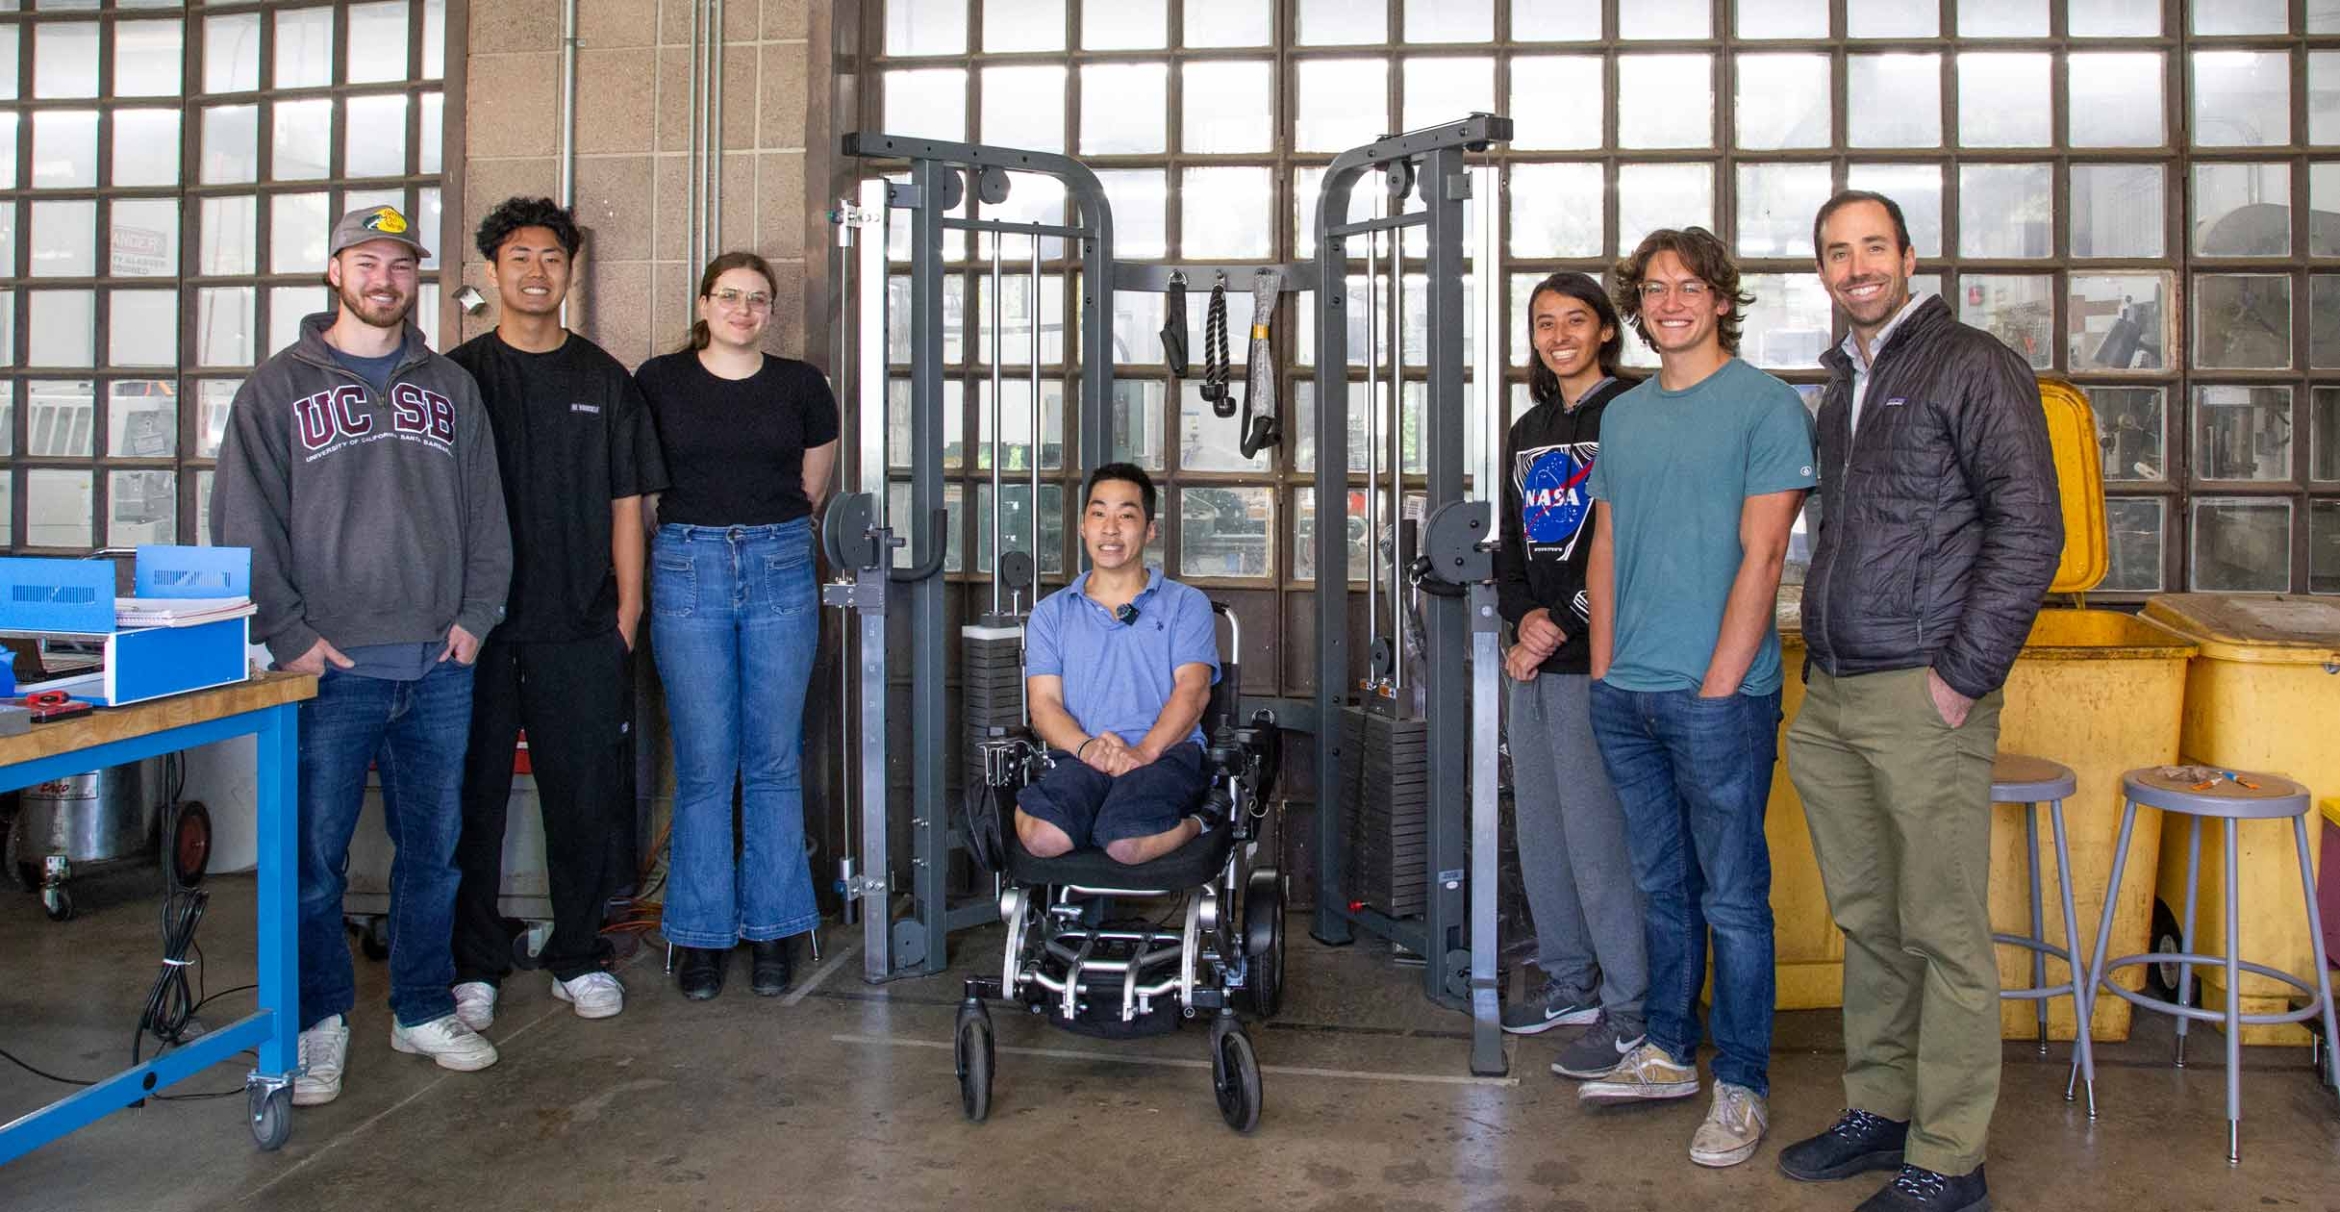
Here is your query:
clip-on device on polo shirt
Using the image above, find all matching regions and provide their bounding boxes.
[1113,602,1140,626]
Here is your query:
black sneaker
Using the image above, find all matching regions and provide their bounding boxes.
[1854,1165,1988,1212]
[1779,1108,1909,1182]
[1500,976,1600,1035]
[750,939,793,996]
[678,947,726,1000]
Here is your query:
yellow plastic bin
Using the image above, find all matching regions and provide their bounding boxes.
[1768,380,2197,1043]
[2136,594,2340,1045]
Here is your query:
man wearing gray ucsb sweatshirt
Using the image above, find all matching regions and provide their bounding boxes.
[210,205,513,1106]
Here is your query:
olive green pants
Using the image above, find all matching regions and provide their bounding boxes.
[1787,665,2004,1177]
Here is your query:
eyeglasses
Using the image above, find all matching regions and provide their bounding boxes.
[707,288,773,312]
[1638,280,1711,302]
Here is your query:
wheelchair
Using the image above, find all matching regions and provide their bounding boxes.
[955,601,1285,1133]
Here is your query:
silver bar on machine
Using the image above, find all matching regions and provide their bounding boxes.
[856,178,888,512]
[1468,573,1506,1076]
[990,239,1005,615]
[1389,207,1407,696]
[1364,187,1381,657]
[1029,231,1042,593]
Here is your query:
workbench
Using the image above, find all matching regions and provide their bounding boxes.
[0,671,314,1163]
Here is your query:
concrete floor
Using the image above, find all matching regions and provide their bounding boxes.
[4,872,2339,1212]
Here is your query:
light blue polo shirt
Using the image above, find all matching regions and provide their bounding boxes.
[1026,566,1221,748]
[1586,357,1817,696]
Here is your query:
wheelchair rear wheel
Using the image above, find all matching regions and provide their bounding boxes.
[1242,869,1286,1019]
[1210,1020,1262,1133]
[955,1003,994,1123]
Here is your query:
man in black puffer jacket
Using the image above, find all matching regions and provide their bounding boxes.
[1776,191,2061,1212]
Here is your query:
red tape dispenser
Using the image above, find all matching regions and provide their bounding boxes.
[20,689,93,724]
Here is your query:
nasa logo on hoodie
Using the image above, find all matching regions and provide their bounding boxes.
[1517,442,1598,555]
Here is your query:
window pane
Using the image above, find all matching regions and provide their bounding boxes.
[2194,386,2294,481]
[29,291,94,367]
[2069,54,2164,148]
[1846,164,1942,258]
[1736,163,1831,259]
[1111,379,1166,470]
[1179,486,1273,578]
[2312,53,2340,146]
[1404,56,1493,135]
[883,69,967,143]
[108,290,176,367]
[1107,284,1164,367]
[975,172,1064,259]
[1618,55,1712,149]
[200,104,259,184]
[2194,0,2287,34]
[1290,378,1376,471]
[1185,0,1272,48]
[1735,54,1829,150]
[2193,275,2292,370]
[1083,0,1166,48]
[2317,164,2340,257]
[33,110,99,187]
[0,382,11,456]
[1510,55,1602,151]
[2102,497,2164,592]
[1184,60,1273,153]
[979,64,1065,153]
[2071,164,2165,258]
[1742,273,1833,370]
[270,286,325,358]
[30,200,96,277]
[197,380,238,458]
[974,378,1065,471]
[1848,0,1936,37]
[0,113,16,190]
[2069,274,2169,372]
[275,6,335,89]
[273,98,333,180]
[2315,276,2340,369]
[973,482,1066,577]
[347,1,410,83]
[24,380,92,460]
[976,274,1066,366]
[1408,0,1491,40]
[1180,167,1271,259]
[107,380,175,458]
[883,274,966,364]
[1295,59,1386,153]
[114,19,182,97]
[1848,54,1941,148]
[270,192,330,277]
[418,91,444,175]
[884,378,967,468]
[33,22,98,99]
[2089,387,2167,482]
[1620,0,1708,38]
[0,27,14,101]
[1180,382,1270,472]
[1617,163,1713,256]
[2071,0,2157,35]
[1958,164,2052,258]
[1081,64,1166,154]
[2313,388,2340,482]
[0,204,13,277]
[1293,487,1370,582]
[1511,0,1600,40]
[1959,53,2051,148]
[2193,51,2290,148]
[2314,502,2340,593]
[196,286,254,367]
[1097,169,1166,259]
[2192,163,2290,256]
[1958,275,2053,369]
[1509,162,1603,257]
[205,13,260,92]
[347,95,410,176]
[1296,0,1385,44]
[111,109,181,187]
[885,0,966,54]
[26,468,93,548]
[109,469,175,546]
[200,195,256,275]
[2191,499,2290,592]
[1740,0,1828,37]
[1959,0,2048,36]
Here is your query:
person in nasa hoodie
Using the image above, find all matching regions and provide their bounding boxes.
[1493,271,1649,1084]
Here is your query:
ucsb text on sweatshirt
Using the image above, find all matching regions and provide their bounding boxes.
[211,312,513,667]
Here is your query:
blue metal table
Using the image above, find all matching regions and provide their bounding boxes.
[0,671,313,1162]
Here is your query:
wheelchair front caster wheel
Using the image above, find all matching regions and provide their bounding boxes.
[955,1004,994,1123]
[249,1085,293,1151]
[41,886,72,922]
[1211,1024,1262,1133]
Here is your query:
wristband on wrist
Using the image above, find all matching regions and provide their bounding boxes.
[1076,736,1099,760]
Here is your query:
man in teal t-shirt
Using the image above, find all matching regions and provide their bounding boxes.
[1574,228,1815,1176]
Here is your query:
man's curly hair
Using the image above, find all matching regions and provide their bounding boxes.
[1611,226,1755,356]
[474,196,582,262]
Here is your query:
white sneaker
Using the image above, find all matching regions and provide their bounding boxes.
[291,1014,350,1106]
[551,971,625,1019]
[1689,1081,1769,1168]
[389,1013,500,1072]
[451,981,497,1032]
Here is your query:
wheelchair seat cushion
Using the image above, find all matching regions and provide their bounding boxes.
[1005,819,1236,891]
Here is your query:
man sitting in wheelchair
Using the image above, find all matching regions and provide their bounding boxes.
[1016,462,1222,867]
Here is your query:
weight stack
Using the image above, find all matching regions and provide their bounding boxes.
[960,618,1029,789]
[1339,704,1430,918]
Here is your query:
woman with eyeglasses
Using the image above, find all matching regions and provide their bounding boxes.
[635,251,839,1001]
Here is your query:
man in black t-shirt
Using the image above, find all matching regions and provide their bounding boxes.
[445,198,669,1026]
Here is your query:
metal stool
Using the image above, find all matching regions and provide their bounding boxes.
[2074,767,2340,1164]
[1990,755,2096,1095]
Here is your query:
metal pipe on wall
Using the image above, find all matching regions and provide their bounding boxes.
[557,0,578,325]
[709,0,726,251]
[685,0,703,272]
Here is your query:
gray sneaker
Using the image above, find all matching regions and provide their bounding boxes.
[1500,977,1601,1035]
[1550,1018,1642,1080]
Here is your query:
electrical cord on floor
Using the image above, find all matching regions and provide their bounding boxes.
[132,886,209,1067]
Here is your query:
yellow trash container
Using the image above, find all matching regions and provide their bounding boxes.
[1769,380,2197,1043]
[2136,594,2340,1045]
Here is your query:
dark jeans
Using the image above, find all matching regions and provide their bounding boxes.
[451,630,629,985]
[1588,681,1782,1096]
[298,660,475,1031]
[1016,742,1207,850]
